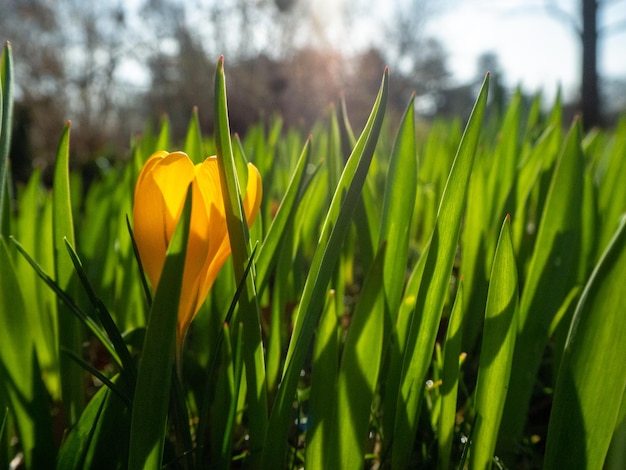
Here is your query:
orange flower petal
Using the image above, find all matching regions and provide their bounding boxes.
[133,151,195,288]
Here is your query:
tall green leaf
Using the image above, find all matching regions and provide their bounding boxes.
[545,215,626,468]
[0,43,14,236]
[499,119,585,454]
[214,56,267,466]
[262,67,389,470]
[305,290,339,469]
[391,74,489,469]
[184,106,204,164]
[0,238,56,467]
[470,216,518,469]
[438,278,464,470]
[53,122,83,425]
[333,244,386,469]
[128,186,192,470]
[379,94,417,320]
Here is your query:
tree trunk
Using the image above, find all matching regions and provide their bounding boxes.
[581,0,601,128]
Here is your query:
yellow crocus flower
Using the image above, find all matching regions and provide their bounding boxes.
[133,150,262,348]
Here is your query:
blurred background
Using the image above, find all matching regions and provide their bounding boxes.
[2,0,626,183]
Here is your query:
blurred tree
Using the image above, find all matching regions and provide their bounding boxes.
[544,0,626,128]
[381,0,453,115]
[0,0,131,179]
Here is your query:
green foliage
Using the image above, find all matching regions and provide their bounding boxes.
[1,53,626,470]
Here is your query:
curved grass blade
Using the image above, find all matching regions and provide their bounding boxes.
[0,238,56,467]
[391,74,489,469]
[52,122,84,424]
[63,238,137,380]
[126,214,153,306]
[184,106,204,164]
[305,290,339,469]
[155,114,170,151]
[128,186,192,470]
[10,236,121,368]
[333,244,386,469]
[57,374,133,470]
[196,244,258,464]
[214,56,267,465]
[545,215,626,469]
[470,216,518,469]
[255,137,312,295]
[438,278,464,470]
[218,322,244,469]
[61,348,132,408]
[379,93,417,320]
[0,43,14,234]
[500,119,585,454]
[262,67,389,470]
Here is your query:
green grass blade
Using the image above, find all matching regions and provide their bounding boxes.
[379,94,417,318]
[438,278,464,470]
[470,215,518,469]
[53,122,84,425]
[155,114,170,151]
[0,43,13,235]
[13,169,60,397]
[391,74,489,469]
[128,186,192,470]
[255,137,312,295]
[0,238,56,467]
[10,237,118,365]
[500,119,585,454]
[545,215,626,469]
[63,239,137,380]
[596,117,626,253]
[262,67,389,469]
[214,56,267,465]
[184,106,204,164]
[334,244,386,469]
[57,375,132,470]
[219,322,244,469]
[305,290,339,469]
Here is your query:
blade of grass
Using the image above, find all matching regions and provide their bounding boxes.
[305,290,339,469]
[128,185,192,470]
[195,244,258,464]
[57,374,133,469]
[379,93,417,320]
[64,239,137,380]
[0,238,56,467]
[219,322,244,470]
[0,43,13,235]
[545,215,626,468]
[184,106,204,164]
[470,215,518,469]
[391,74,489,469]
[333,244,387,469]
[10,236,119,366]
[214,56,267,466]
[61,348,132,408]
[499,118,585,455]
[262,67,389,469]
[438,278,464,470]
[126,215,153,306]
[155,114,170,151]
[255,137,312,295]
[53,122,84,425]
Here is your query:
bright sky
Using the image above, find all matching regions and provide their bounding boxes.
[309,0,626,103]
[424,0,626,101]
[119,0,626,107]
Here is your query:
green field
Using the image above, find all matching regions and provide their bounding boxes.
[1,45,625,469]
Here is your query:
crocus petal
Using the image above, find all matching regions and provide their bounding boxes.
[133,151,263,351]
[133,151,195,289]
